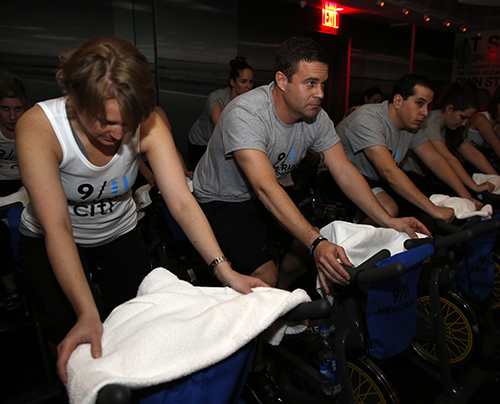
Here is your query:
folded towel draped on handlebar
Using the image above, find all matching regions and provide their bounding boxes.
[66,268,309,404]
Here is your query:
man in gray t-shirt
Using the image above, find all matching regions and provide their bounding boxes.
[337,74,481,223]
[193,38,428,292]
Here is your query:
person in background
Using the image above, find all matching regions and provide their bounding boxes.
[467,87,500,173]
[401,82,497,196]
[0,78,29,315]
[16,37,266,386]
[344,86,384,118]
[137,106,193,187]
[336,74,482,225]
[188,56,254,167]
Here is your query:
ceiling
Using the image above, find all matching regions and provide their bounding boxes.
[297,0,500,34]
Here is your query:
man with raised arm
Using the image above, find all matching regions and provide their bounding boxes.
[336,74,482,223]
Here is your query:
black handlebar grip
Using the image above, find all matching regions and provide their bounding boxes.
[281,299,332,321]
[349,249,391,273]
[403,237,433,250]
[97,384,132,404]
[435,216,481,234]
[470,219,500,236]
[355,262,407,284]
[433,228,475,249]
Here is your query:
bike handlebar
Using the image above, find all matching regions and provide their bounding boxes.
[404,218,500,250]
[435,216,481,233]
[96,249,409,403]
[282,249,406,322]
[97,384,131,404]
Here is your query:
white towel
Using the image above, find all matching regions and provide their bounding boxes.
[315,221,427,299]
[66,268,310,404]
[0,186,29,207]
[133,184,154,211]
[472,173,500,195]
[430,194,492,220]
[319,221,420,266]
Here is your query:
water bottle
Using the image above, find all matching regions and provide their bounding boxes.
[317,325,342,396]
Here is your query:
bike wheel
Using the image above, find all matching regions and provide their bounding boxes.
[489,260,500,312]
[348,356,400,404]
[270,339,399,404]
[412,290,478,366]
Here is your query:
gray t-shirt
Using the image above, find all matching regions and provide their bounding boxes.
[193,82,339,203]
[336,101,428,181]
[188,87,232,146]
[400,109,442,176]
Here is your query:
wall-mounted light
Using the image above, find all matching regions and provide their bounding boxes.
[443,20,451,27]
[376,0,385,7]
[401,7,409,15]
[423,13,430,22]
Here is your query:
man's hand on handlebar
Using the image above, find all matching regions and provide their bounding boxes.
[467,196,484,211]
[313,241,352,293]
[431,206,455,223]
[475,181,495,194]
[385,216,431,238]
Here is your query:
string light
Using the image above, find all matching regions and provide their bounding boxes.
[423,13,430,22]
[376,0,385,7]
[443,20,451,27]
[401,7,409,15]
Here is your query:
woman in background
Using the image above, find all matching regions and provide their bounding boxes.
[467,88,500,172]
[188,56,254,167]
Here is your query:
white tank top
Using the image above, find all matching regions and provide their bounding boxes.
[467,111,490,148]
[0,129,19,180]
[20,97,140,246]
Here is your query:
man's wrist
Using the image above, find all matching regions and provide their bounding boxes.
[310,236,328,255]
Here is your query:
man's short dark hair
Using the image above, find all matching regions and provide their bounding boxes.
[390,74,434,103]
[274,37,329,82]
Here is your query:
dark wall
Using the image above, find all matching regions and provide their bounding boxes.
[0,0,455,166]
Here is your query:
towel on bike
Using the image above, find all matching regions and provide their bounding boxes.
[319,221,434,359]
[430,194,492,220]
[319,221,426,266]
[472,173,500,195]
[66,268,310,404]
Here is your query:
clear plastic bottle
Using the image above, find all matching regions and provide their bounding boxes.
[317,325,342,396]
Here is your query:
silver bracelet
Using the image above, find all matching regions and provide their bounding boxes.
[209,256,230,273]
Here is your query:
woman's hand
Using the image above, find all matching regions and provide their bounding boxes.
[213,263,269,294]
[57,311,103,385]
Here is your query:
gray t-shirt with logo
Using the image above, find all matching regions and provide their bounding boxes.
[336,101,428,181]
[193,82,339,203]
[400,109,442,176]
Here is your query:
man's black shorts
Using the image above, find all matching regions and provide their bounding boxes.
[199,199,274,276]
